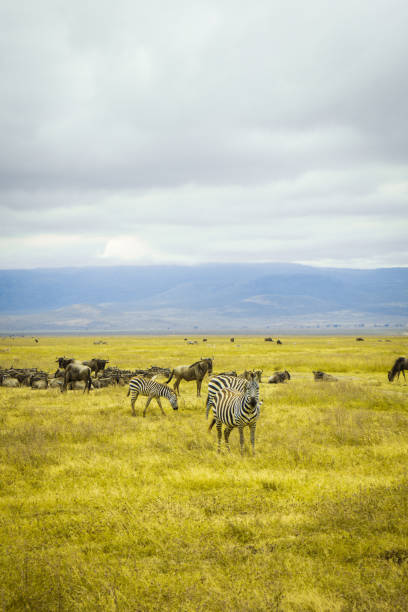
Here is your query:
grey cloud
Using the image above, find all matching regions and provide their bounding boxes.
[1,0,407,268]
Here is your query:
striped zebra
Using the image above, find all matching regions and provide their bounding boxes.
[127,376,178,417]
[205,373,258,419]
[207,373,261,455]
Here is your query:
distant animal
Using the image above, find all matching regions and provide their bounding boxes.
[268,370,291,384]
[207,373,261,455]
[277,339,282,345]
[61,362,92,393]
[313,371,338,382]
[82,358,109,377]
[31,378,48,389]
[206,373,250,418]
[127,376,178,416]
[230,338,235,343]
[165,358,213,397]
[356,337,364,341]
[238,369,262,382]
[203,338,208,342]
[388,357,408,383]
[264,337,273,342]
[2,377,19,388]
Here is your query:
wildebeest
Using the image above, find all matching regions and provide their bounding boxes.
[82,358,109,377]
[165,358,213,396]
[277,339,282,345]
[388,357,408,383]
[239,369,263,382]
[264,337,273,342]
[356,337,364,341]
[56,356,75,370]
[313,371,338,382]
[268,370,291,384]
[230,338,235,343]
[61,362,92,393]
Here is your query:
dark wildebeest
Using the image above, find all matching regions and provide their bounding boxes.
[268,370,291,384]
[313,371,338,382]
[264,337,273,342]
[230,337,235,343]
[165,358,213,396]
[56,356,75,370]
[82,358,109,377]
[277,339,282,345]
[61,362,92,393]
[388,357,408,383]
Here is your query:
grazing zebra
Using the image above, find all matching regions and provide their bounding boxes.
[205,373,251,419]
[207,373,261,455]
[127,376,178,417]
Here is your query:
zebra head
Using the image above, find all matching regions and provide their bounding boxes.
[245,373,259,408]
[169,391,179,411]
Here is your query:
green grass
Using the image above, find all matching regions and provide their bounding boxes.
[0,334,408,611]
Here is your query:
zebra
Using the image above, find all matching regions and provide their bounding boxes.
[127,376,178,417]
[207,373,261,455]
[205,373,251,419]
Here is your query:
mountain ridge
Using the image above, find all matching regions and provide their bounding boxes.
[0,264,407,332]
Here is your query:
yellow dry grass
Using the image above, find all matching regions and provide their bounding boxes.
[0,334,408,611]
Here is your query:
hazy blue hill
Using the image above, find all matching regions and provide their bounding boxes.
[0,264,407,331]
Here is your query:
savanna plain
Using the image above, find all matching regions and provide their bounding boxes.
[1,334,408,612]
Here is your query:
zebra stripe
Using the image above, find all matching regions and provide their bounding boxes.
[128,376,178,417]
[205,374,257,419]
[207,374,261,455]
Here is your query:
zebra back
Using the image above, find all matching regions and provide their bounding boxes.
[206,374,252,419]
[128,376,178,409]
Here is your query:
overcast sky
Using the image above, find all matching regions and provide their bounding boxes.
[1,0,407,269]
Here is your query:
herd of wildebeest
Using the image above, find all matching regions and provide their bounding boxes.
[0,349,406,392]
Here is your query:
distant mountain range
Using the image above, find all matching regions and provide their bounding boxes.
[0,264,407,332]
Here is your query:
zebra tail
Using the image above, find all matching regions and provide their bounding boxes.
[126,387,130,397]
[164,370,174,384]
[208,418,216,432]
[205,394,213,419]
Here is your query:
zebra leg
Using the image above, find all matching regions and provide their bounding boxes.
[155,396,166,416]
[239,427,245,455]
[250,424,256,455]
[143,396,153,417]
[216,421,223,453]
[131,392,139,416]
[224,426,233,452]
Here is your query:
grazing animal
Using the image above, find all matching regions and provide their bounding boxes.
[268,370,291,384]
[356,337,364,341]
[313,371,338,382]
[264,337,274,342]
[165,358,213,397]
[207,373,261,455]
[388,357,408,383]
[206,374,251,418]
[127,376,178,416]
[277,339,282,345]
[82,358,109,377]
[230,337,235,343]
[61,362,92,393]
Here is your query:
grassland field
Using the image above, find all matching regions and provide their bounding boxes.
[0,334,408,611]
